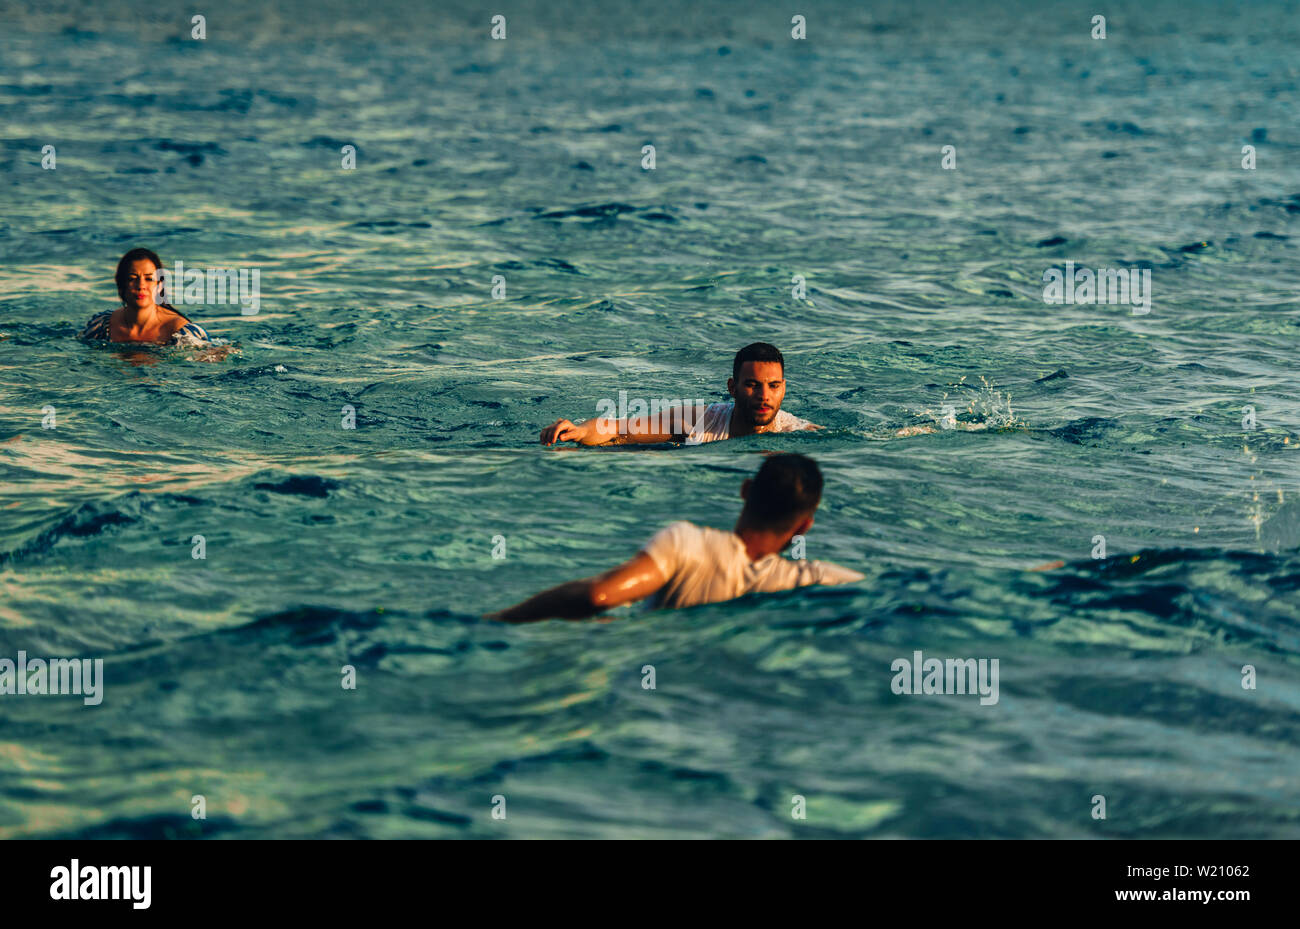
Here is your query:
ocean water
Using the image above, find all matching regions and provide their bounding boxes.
[1,0,1299,839]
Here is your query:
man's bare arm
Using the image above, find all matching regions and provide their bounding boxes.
[485,552,667,622]
[540,405,707,446]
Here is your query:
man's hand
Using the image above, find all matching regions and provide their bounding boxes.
[541,418,594,445]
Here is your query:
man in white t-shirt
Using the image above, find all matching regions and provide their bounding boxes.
[486,454,863,622]
[539,342,819,446]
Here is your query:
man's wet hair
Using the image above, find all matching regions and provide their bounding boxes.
[744,453,823,528]
[733,342,785,381]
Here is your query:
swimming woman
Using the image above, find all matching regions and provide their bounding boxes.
[82,248,215,347]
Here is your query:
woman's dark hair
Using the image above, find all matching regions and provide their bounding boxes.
[114,247,164,303]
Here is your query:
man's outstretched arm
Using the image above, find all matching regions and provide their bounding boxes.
[540,405,707,446]
[486,552,667,622]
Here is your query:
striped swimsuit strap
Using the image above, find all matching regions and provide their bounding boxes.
[81,308,209,342]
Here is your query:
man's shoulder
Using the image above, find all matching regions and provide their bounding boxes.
[697,401,733,423]
[683,402,733,445]
[641,521,707,577]
[754,555,864,590]
[773,409,816,431]
[653,520,704,541]
[647,520,728,555]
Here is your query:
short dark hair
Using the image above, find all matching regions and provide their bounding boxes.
[743,454,823,528]
[733,342,784,381]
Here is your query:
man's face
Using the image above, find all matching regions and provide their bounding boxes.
[728,360,786,427]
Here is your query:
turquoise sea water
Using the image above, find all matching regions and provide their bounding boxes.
[1,0,1299,838]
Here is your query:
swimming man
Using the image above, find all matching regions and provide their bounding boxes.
[539,342,819,446]
[486,454,862,622]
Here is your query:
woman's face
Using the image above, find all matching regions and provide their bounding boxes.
[120,259,161,309]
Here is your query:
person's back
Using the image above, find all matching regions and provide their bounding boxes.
[642,520,862,609]
[487,454,863,623]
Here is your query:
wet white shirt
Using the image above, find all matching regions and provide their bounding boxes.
[684,401,814,445]
[640,521,864,610]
